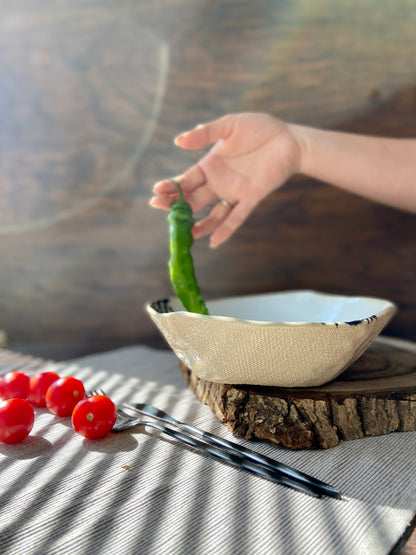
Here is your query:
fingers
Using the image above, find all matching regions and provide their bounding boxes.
[151,160,218,212]
[193,200,254,247]
[192,202,230,239]
[151,114,237,212]
[154,161,202,192]
[174,114,235,150]
[151,176,255,246]
[149,193,174,211]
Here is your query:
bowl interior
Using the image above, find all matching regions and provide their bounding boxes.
[169,290,394,323]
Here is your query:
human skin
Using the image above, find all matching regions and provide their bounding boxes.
[150,113,416,247]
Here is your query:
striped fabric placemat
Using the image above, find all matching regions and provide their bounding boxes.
[0,346,415,554]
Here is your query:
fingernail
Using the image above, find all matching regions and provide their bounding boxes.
[175,124,205,144]
[174,131,190,145]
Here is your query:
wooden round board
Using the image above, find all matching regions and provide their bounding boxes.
[178,336,416,449]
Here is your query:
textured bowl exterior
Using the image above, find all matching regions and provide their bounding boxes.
[146,292,397,387]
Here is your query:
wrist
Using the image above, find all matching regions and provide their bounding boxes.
[287,123,315,176]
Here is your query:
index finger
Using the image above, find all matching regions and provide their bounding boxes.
[175,114,236,150]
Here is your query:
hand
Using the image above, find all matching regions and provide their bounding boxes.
[150,113,302,247]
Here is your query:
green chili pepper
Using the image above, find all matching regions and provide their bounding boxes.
[168,179,209,315]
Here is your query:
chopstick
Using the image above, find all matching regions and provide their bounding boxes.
[122,402,342,499]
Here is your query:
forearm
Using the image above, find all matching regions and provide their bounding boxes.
[292,125,416,213]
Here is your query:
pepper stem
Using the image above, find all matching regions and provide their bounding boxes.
[170,178,184,201]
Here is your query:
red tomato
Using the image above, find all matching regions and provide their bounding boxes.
[72,395,117,439]
[0,371,30,400]
[45,377,85,417]
[29,372,60,407]
[0,398,35,443]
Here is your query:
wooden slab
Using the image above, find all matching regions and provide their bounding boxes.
[179,337,416,449]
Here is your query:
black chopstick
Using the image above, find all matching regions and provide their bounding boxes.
[123,402,341,499]
[131,418,323,498]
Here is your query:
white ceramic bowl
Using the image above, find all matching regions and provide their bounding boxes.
[146,290,397,387]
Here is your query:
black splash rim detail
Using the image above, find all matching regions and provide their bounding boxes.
[150,299,174,314]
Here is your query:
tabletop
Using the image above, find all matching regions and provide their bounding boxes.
[0,344,415,555]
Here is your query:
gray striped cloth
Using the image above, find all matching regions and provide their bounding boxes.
[0,346,415,554]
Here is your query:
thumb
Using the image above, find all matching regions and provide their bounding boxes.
[174,114,236,150]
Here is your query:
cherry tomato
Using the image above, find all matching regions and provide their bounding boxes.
[0,371,30,400]
[72,395,117,439]
[45,377,85,417]
[0,398,35,443]
[28,371,60,407]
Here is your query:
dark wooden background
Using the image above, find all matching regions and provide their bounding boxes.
[1,0,415,359]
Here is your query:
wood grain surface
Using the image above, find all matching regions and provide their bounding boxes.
[0,1,415,359]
